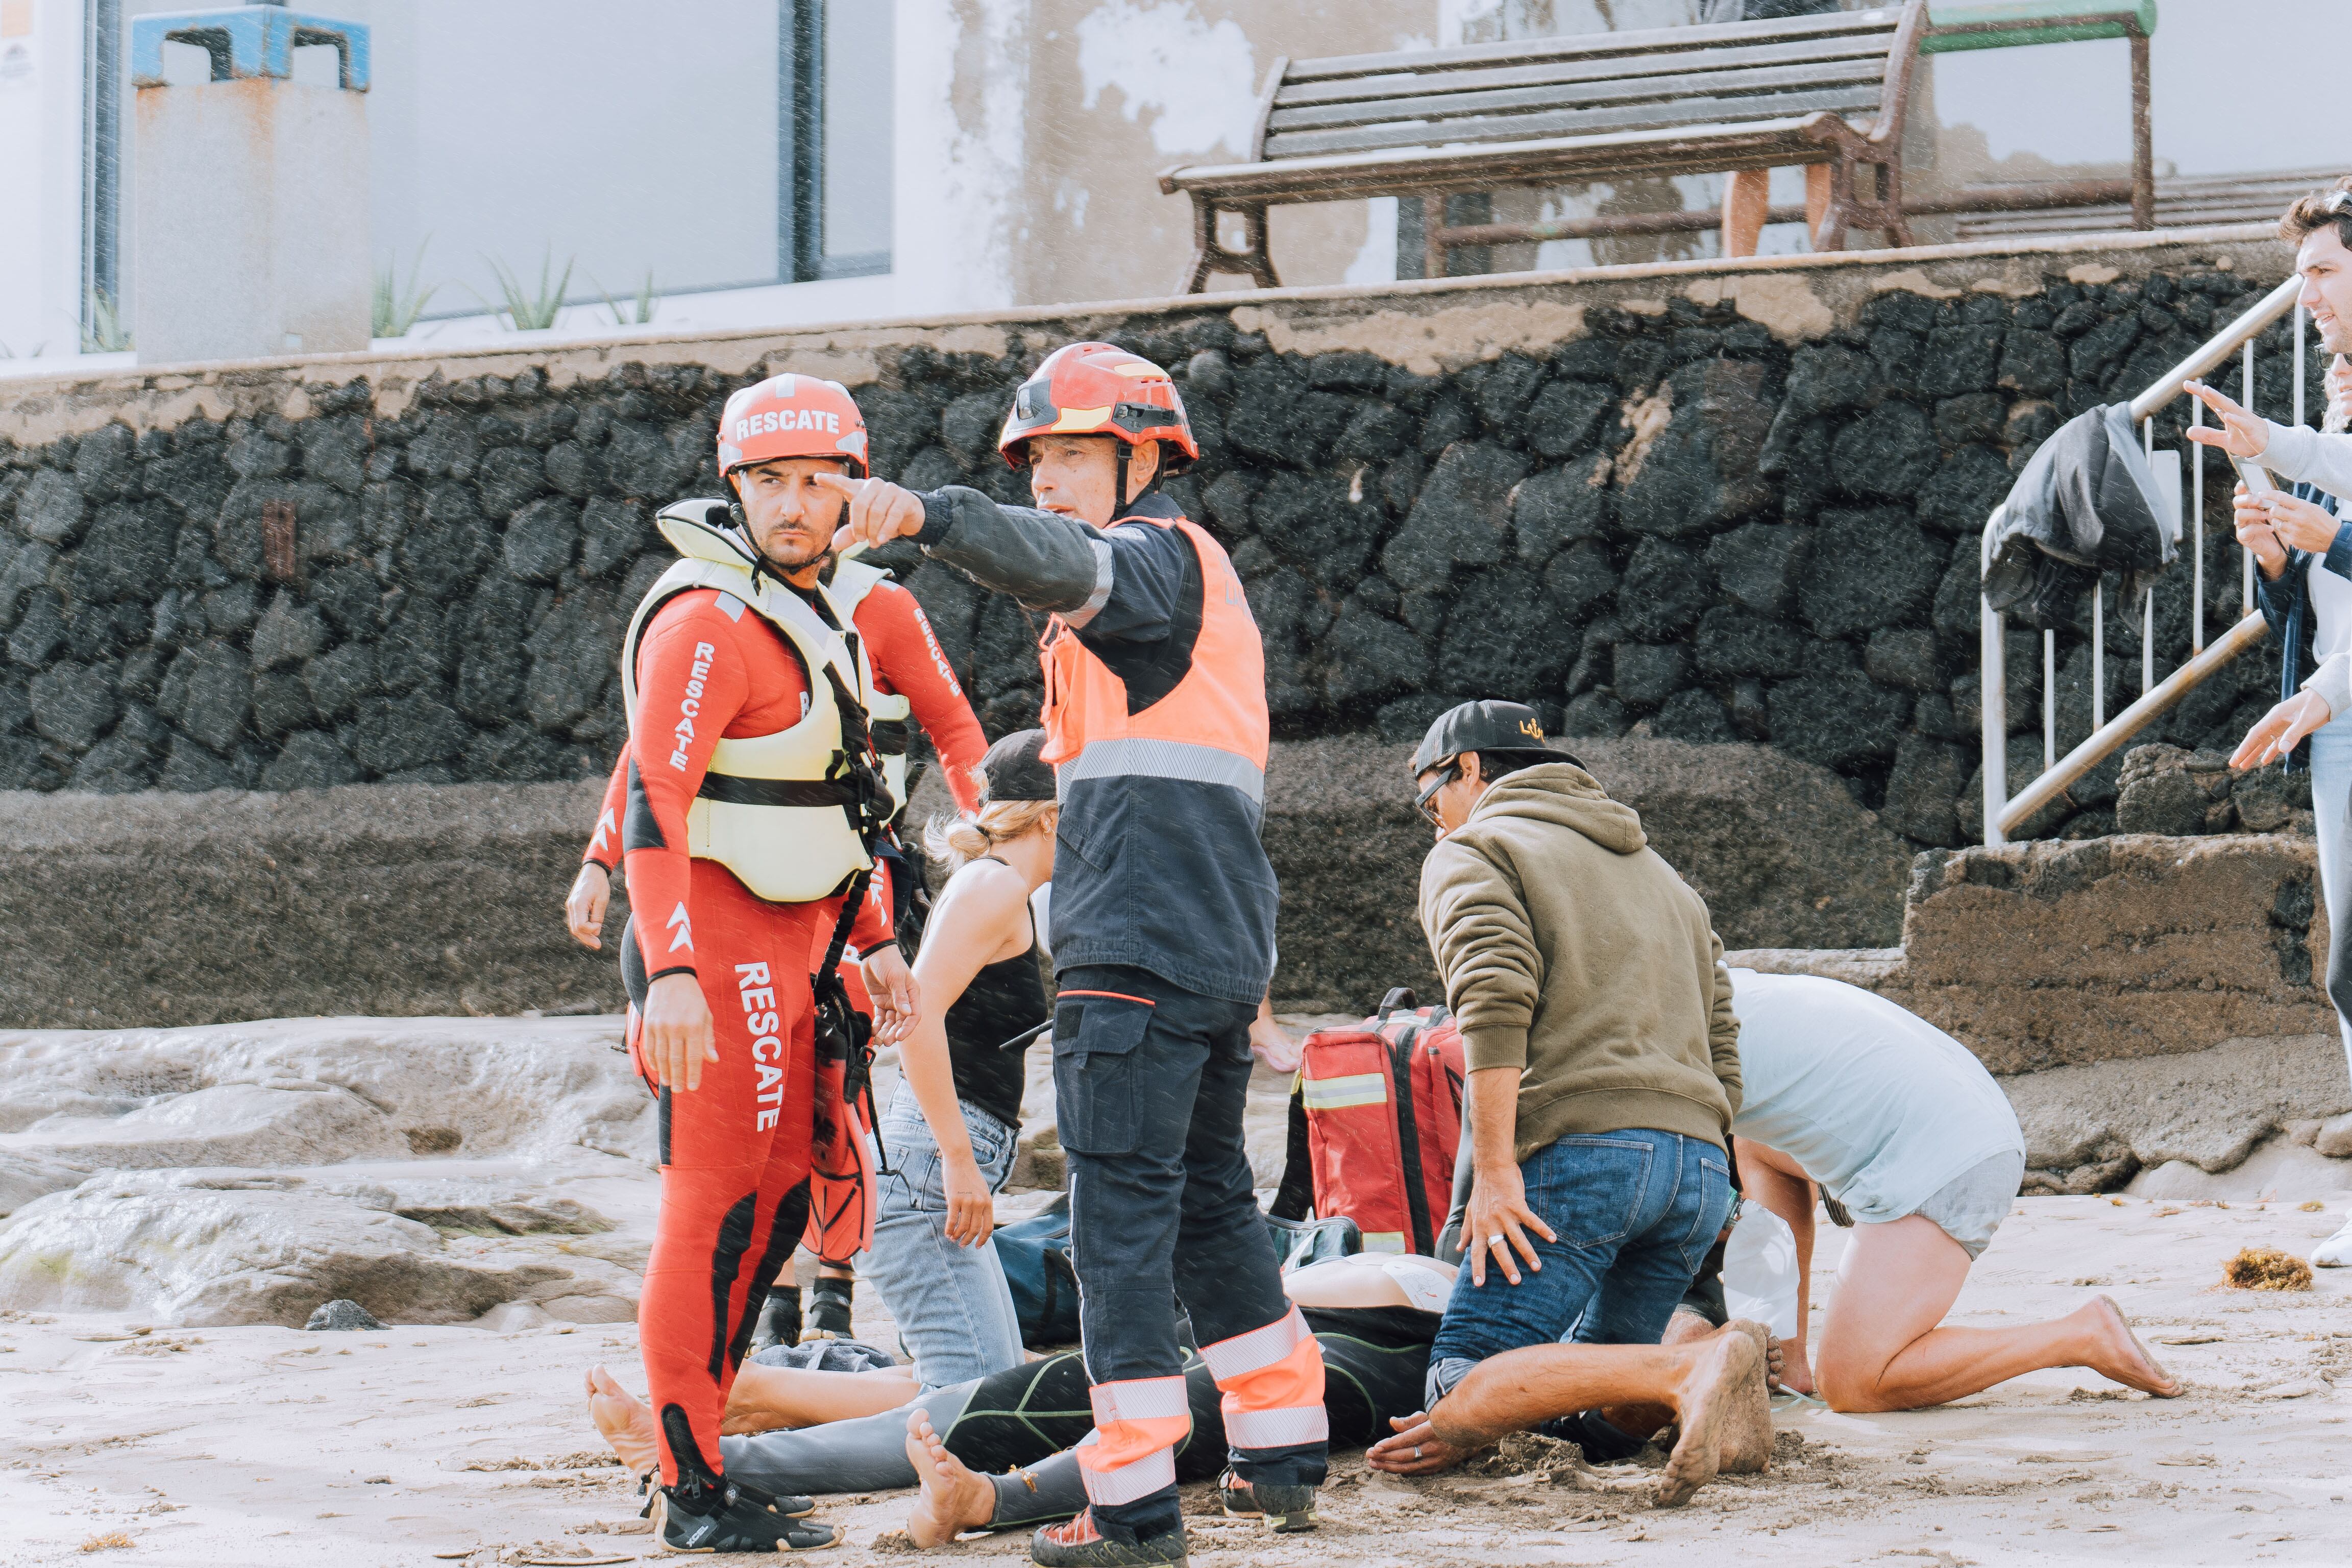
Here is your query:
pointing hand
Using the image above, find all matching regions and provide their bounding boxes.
[813,472,928,557]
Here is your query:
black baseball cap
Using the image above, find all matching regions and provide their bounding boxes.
[1411,700,1579,777]
[978,728,1056,803]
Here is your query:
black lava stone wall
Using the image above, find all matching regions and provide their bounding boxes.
[0,266,2323,851]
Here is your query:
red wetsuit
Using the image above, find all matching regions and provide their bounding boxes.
[618,583,899,1490]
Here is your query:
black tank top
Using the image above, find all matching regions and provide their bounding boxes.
[941,860,1049,1133]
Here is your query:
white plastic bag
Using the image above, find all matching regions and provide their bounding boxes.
[1720,1198,1800,1340]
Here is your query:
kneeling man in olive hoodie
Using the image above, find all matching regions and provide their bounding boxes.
[1364,701,1763,1506]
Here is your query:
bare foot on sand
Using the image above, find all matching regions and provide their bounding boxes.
[1712,1322,1777,1475]
[586,1364,659,1481]
[1656,1329,1765,1508]
[2082,1295,2180,1397]
[903,1409,995,1548]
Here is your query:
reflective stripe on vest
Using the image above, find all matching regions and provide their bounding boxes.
[618,504,878,902]
[825,559,914,812]
[1038,512,1267,803]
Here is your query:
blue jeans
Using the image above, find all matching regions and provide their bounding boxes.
[2308,713,2352,1077]
[856,1090,1024,1389]
[1427,1128,1734,1408]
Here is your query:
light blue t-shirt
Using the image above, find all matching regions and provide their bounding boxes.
[1727,969,2023,1224]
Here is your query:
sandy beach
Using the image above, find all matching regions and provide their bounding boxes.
[4,1189,2347,1567]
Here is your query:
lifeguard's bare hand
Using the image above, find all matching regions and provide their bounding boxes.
[815,473,928,555]
[2183,380,2269,458]
[566,863,610,949]
[2234,689,2333,771]
[642,972,718,1092]
[859,945,921,1044]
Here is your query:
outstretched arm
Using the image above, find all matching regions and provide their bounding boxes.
[819,475,1185,642]
[1733,1138,1817,1395]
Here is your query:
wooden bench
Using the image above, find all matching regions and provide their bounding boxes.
[1159,0,2155,292]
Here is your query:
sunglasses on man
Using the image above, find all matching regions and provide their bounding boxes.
[1414,757,1459,827]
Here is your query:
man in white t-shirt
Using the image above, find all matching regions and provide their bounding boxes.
[1729,970,2180,1411]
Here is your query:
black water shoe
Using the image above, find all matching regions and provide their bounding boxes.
[657,1476,835,1552]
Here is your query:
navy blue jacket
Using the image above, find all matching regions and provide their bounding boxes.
[913,486,1277,1006]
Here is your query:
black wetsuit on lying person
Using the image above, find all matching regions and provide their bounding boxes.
[719,1307,1432,1528]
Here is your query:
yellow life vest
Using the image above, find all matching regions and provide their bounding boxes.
[822,558,915,814]
[619,501,888,902]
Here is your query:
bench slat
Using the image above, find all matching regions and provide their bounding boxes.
[1267,56,1888,136]
[1275,33,1897,110]
[1168,116,1839,204]
[1263,84,1880,161]
[1285,8,1902,83]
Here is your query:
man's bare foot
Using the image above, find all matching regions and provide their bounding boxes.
[1656,1330,1764,1507]
[2081,1295,2181,1397]
[903,1408,995,1548]
[586,1364,659,1481]
[1711,1322,1777,1475]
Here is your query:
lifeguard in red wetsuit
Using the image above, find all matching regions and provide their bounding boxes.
[566,432,989,1349]
[602,373,919,1554]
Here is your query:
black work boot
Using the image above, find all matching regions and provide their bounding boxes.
[800,1274,854,1341]
[1031,1508,1187,1566]
[748,1283,802,1353]
[1216,1467,1318,1532]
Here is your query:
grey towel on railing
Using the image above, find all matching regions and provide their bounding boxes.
[1983,403,2180,632]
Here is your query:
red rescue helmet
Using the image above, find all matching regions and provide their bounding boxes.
[717,373,869,483]
[997,342,1198,473]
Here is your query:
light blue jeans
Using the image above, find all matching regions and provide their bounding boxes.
[857,1089,1025,1389]
[2309,712,2352,1076]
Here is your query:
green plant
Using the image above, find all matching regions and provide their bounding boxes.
[373,239,438,338]
[478,248,576,332]
[0,339,50,359]
[82,288,131,353]
[597,268,660,328]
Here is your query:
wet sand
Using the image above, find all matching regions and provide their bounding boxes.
[4,1193,2347,1566]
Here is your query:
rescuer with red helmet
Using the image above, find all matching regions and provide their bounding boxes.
[568,376,990,1352]
[820,343,1326,1568]
[601,370,927,1553]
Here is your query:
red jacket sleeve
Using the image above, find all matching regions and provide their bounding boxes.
[621,595,760,979]
[584,750,626,871]
[857,580,988,815]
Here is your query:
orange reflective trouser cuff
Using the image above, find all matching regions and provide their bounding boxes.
[1203,1306,1330,1452]
[1075,1376,1192,1507]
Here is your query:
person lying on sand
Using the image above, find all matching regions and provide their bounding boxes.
[1725,968,2180,1411]
[588,1255,1446,1540]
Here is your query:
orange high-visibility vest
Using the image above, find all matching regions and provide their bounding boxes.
[1037,513,1268,800]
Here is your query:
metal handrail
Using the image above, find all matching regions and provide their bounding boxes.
[1981,273,2308,844]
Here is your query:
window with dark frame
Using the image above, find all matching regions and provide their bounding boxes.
[780,0,893,283]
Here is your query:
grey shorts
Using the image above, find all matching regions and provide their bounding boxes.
[1900,1149,2027,1261]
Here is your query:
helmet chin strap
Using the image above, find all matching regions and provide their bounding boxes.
[1112,442,1159,514]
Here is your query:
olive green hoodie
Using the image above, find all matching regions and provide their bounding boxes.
[1418,761,1741,1163]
